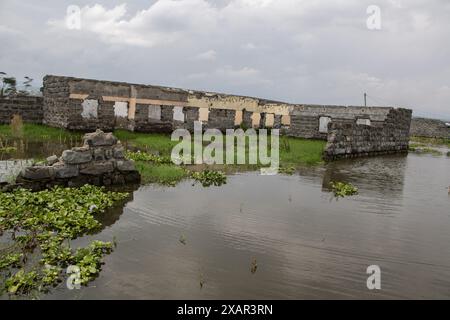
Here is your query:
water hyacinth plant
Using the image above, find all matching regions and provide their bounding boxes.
[0,185,128,296]
[190,170,227,187]
[330,181,358,198]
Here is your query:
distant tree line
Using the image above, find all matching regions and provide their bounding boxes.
[0,72,35,98]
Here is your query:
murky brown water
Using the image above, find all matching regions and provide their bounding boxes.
[28,150,447,300]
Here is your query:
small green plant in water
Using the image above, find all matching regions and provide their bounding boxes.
[330,181,358,198]
[0,252,23,270]
[190,170,227,187]
[279,166,295,175]
[5,269,38,295]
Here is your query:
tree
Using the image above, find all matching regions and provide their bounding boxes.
[0,72,17,97]
[19,76,33,95]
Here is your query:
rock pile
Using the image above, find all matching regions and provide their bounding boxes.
[16,129,140,190]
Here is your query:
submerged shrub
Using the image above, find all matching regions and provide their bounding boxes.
[330,181,358,198]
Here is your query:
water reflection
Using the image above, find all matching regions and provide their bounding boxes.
[41,151,449,299]
[0,138,81,161]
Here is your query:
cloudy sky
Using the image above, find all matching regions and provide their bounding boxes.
[0,0,449,119]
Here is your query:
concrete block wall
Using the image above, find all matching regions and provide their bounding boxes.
[0,96,44,124]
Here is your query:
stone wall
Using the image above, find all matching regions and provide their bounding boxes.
[410,117,450,139]
[287,105,391,139]
[41,75,413,160]
[323,108,412,160]
[15,130,140,191]
[0,96,43,124]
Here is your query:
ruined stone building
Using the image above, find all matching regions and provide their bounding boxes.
[1,75,413,159]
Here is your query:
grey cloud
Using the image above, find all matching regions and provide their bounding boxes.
[0,0,448,119]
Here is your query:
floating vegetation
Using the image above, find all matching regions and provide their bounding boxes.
[330,181,358,198]
[125,150,172,164]
[0,253,23,270]
[199,274,205,289]
[0,185,128,296]
[179,234,186,245]
[250,258,258,274]
[279,166,295,175]
[190,170,227,187]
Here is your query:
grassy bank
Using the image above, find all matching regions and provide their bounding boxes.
[116,129,326,165]
[410,136,450,147]
[409,136,449,156]
[0,123,82,142]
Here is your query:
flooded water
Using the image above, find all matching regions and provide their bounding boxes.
[0,139,80,183]
[32,151,449,300]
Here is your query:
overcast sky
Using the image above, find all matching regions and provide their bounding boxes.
[0,0,449,119]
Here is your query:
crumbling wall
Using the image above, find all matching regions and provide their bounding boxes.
[410,117,450,139]
[323,108,412,160]
[42,75,291,133]
[42,75,413,160]
[0,96,43,124]
[287,105,392,139]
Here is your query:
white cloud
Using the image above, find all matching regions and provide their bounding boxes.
[48,1,219,47]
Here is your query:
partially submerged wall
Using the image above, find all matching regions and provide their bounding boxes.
[410,117,450,139]
[287,105,392,139]
[323,108,412,160]
[0,96,43,124]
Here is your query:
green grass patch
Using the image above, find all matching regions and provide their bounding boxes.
[408,145,443,156]
[410,136,450,147]
[117,129,325,167]
[279,136,326,166]
[135,162,188,186]
[114,130,177,156]
[0,123,82,142]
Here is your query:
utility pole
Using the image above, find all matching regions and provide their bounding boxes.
[364,92,367,107]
